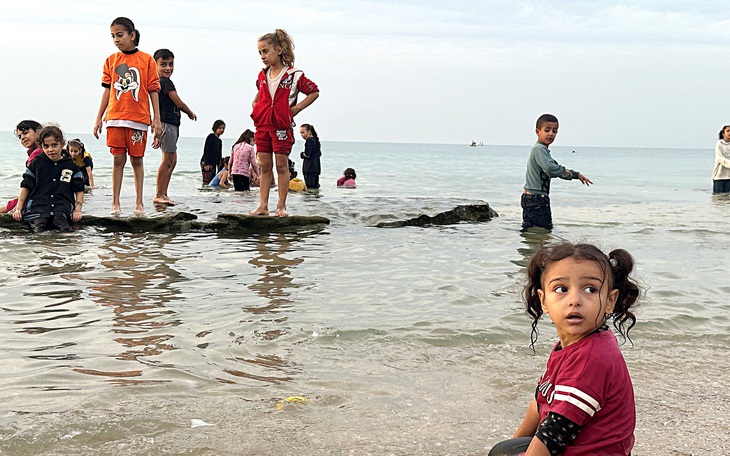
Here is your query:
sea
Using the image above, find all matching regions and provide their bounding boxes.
[0,133,728,455]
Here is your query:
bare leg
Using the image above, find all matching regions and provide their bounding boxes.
[154,151,177,205]
[111,154,127,214]
[273,153,289,217]
[250,152,273,216]
[130,156,145,215]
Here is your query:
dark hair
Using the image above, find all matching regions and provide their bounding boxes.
[14,120,42,139]
[212,119,225,132]
[233,129,255,148]
[719,125,730,140]
[153,48,174,61]
[300,123,321,156]
[111,17,140,46]
[523,241,640,350]
[344,168,356,180]
[258,29,295,66]
[67,138,86,153]
[288,158,298,179]
[536,113,559,129]
[38,125,65,145]
[219,156,230,169]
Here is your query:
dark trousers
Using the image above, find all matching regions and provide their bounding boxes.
[27,212,71,233]
[232,174,251,191]
[488,437,531,456]
[521,193,553,230]
[304,173,320,189]
[713,179,730,193]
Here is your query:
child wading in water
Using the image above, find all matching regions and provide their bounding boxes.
[93,16,162,216]
[11,126,85,232]
[67,138,95,188]
[522,114,591,230]
[1,120,44,214]
[230,129,259,191]
[250,29,319,217]
[489,242,640,456]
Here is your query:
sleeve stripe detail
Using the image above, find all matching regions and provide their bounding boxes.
[554,394,598,416]
[555,385,600,408]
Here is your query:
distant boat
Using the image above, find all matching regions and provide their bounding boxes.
[469,141,485,147]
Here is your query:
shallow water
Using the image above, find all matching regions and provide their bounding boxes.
[0,135,728,454]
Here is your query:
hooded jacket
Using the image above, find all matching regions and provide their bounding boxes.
[251,66,319,131]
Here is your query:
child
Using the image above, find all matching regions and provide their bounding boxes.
[2,120,44,214]
[153,48,197,205]
[337,168,357,187]
[299,123,321,189]
[67,138,95,188]
[712,125,730,193]
[201,120,225,185]
[521,114,592,230]
[489,242,640,456]
[250,29,319,217]
[230,129,259,191]
[288,159,306,192]
[208,156,231,188]
[93,16,162,216]
[11,126,85,232]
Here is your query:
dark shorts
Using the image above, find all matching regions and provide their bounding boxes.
[521,193,553,230]
[488,437,531,456]
[232,174,251,191]
[255,128,294,154]
[713,179,730,193]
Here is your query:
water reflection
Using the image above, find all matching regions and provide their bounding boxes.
[87,233,182,369]
[513,228,551,268]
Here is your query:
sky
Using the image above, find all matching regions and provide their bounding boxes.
[2,0,730,148]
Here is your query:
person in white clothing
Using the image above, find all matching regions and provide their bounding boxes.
[713,125,730,193]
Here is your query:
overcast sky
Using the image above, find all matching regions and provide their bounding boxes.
[2,1,729,148]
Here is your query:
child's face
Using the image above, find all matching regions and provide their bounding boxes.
[215,124,226,137]
[536,122,559,146]
[17,128,37,149]
[258,40,283,67]
[723,127,730,142]
[156,57,174,78]
[42,136,64,162]
[111,25,135,51]
[537,257,618,348]
[68,145,81,159]
[299,127,311,140]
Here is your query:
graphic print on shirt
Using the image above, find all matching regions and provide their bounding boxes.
[114,63,141,101]
[60,169,73,183]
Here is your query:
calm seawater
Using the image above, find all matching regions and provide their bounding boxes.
[0,133,728,455]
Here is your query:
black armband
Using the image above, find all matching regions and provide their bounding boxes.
[570,170,580,179]
[535,412,581,455]
[102,83,111,89]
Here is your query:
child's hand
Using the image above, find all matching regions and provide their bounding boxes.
[188,112,197,121]
[578,173,592,186]
[72,210,82,222]
[93,119,103,139]
[11,208,22,222]
[151,120,163,149]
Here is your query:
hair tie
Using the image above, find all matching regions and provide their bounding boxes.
[609,258,618,269]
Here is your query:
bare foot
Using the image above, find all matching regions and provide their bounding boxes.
[250,207,269,216]
[153,196,176,206]
[274,207,289,218]
[111,204,121,216]
[133,205,145,216]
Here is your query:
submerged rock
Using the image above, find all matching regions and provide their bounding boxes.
[0,211,330,234]
[375,204,498,228]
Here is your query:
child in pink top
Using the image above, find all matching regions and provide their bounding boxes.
[337,168,357,187]
[230,129,260,191]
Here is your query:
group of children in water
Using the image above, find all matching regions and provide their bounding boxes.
[13,14,730,456]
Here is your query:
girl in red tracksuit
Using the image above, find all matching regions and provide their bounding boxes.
[249,29,319,217]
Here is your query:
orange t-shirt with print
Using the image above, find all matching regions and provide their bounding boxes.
[101,49,161,126]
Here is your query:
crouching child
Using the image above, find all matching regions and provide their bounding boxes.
[11,126,85,232]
